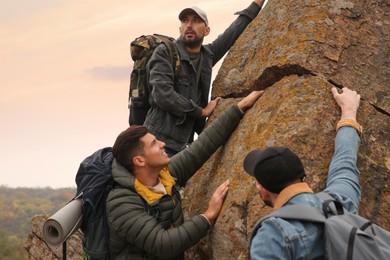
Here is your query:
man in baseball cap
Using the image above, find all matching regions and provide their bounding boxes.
[143,0,266,157]
[244,87,363,259]
[244,146,306,206]
[179,6,209,26]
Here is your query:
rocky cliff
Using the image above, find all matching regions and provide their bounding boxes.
[26,0,389,259]
[183,0,389,259]
[25,214,83,259]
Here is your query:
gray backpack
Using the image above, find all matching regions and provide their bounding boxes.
[252,192,390,260]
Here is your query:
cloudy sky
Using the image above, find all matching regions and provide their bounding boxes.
[0,0,267,188]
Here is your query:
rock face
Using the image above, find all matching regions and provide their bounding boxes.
[25,214,83,259]
[182,0,389,259]
[26,0,389,259]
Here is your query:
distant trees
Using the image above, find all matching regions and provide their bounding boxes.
[0,230,27,259]
[0,185,76,258]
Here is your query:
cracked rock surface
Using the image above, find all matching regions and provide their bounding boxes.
[183,0,389,259]
[25,1,389,259]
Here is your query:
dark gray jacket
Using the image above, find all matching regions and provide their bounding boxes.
[106,105,243,259]
[144,2,261,152]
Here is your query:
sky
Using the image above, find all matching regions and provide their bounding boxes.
[0,0,267,188]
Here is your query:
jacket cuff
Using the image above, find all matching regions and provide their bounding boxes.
[187,105,203,118]
[234,2,262,20]
[200,214,212,226]
[233,104,245,118]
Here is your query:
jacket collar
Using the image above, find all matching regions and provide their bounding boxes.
[111,159,135,188]
[134,167,176,204]
[273,182,313,210]
[175,38,213,60]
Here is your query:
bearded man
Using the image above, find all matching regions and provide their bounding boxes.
[143,0,267,156]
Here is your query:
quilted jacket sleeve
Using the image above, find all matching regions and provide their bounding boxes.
[168,104,243,187]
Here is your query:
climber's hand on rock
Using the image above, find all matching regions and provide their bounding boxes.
[202,180,230,223]
[202,97,222,117]
[238,90,264,112]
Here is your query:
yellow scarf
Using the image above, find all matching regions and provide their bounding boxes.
[134,167,176,204]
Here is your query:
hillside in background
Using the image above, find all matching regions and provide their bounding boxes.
[0,185,76,259]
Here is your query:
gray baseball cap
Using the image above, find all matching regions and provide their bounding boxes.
[178,6,209,26]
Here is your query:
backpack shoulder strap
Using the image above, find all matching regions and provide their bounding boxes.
[267,192,345,221]
[257,192,339,225]
[317,191,335,201]
[250,204,326,246]
[261,205,326,223]
[166,40,181,79]
[153,34,181,79]
[317,191,346,217]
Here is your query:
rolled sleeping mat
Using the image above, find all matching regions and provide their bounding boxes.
[43,198,83,248]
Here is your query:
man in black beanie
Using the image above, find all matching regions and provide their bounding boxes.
[244,87,363,259]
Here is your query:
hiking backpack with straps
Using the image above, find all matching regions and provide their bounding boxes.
[251,192,390,260]
[73,147,182,259]
[74,147,115,259]
[128,34,181,126]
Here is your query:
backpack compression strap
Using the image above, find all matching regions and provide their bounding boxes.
[157,36,181,79]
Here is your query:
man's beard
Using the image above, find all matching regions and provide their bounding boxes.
[180,35,203,49]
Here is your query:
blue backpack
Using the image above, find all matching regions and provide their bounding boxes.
[75,147,115,259]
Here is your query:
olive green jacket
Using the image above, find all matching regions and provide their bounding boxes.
[106,105,243,259]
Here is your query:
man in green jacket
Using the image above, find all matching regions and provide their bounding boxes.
[106,90,264,259]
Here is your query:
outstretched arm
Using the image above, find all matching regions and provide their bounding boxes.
[194,92,265,224]
[208,2,263,63]
[169,91,264,186]
[254,0,266,7]
[237,90,264,112]
[323,87,362,212]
